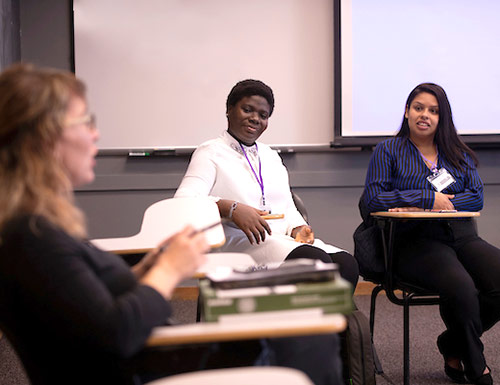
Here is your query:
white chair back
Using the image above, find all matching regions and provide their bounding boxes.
[91,197,225,253]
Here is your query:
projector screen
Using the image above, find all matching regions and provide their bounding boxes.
[335,0,500,146]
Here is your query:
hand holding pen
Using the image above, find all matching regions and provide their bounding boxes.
[157,225,209,277]
[139,224,213,299]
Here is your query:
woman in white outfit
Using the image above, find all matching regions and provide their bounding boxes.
[175,79,358,288]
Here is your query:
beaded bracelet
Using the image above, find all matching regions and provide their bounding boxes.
[228,201,238,219]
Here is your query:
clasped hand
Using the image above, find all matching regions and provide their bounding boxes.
[433,192,455,210]
[292,225,315,244]
[388,192,455,212]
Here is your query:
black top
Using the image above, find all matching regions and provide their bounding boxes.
[0,215,171,384]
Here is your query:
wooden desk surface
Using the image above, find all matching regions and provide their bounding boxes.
[95,243,226,256]
[111,247,152,255]
[371,211,480,219]
[146,314,346,347]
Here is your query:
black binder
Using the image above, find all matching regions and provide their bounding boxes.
[206,259,338,290]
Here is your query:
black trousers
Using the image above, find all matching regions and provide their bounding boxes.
[394,219,500,379]
[285,244,360,289]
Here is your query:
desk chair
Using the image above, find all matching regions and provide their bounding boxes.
[91,197,226,254]
[145,366,314,385]
[90,197,257,276]
[368,210,479,385]
[91,197,258,321]
[356,195,464,385]
[368,214,440,385]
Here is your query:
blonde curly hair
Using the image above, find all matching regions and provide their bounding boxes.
[0,63,87,238]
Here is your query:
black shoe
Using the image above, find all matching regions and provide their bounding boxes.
[467,368,493,385]
[444,363,467,384]
[437,334,466,383]
[470,373,493,385]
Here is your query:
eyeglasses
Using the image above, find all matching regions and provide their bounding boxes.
[66,113,96,130]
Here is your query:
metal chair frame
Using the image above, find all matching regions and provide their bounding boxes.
[369,216,440,385]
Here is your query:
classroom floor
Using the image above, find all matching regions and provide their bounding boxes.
[355,294,500,385]
[1,295,499,385]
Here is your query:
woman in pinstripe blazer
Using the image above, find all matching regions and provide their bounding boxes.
[362,83,500,385]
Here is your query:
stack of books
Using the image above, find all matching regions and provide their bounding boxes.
[199,259,353,323]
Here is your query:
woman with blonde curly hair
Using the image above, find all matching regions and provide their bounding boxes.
[0,63,209,384]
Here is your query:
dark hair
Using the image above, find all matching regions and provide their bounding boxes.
[397,82,478,170]
[226,79,275,116]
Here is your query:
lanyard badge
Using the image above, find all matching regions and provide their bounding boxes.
[416,145,456,193]
[427,168,456,192]
[240,143,269,211]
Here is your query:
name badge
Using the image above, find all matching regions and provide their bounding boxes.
[260,204,271,213]
[427,168,456,192]
[260,197,270,213]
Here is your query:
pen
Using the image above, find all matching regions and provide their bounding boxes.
[261,213,284,220]
[157,221,223,254]
[430,209,457,213]
[188,221,222,237]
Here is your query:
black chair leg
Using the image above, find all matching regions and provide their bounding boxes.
[369,285,383,336]
[196,294,202,322]
[369,285,384,375]
[404,298,410,385]
[373,343,384,375]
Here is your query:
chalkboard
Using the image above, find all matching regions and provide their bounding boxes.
[73,0,335,150]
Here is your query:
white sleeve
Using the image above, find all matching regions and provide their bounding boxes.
[268,151,308,235]
[174,145,220,202]
[284,191,308,236]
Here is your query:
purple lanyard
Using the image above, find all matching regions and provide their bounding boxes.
[418,149,439,174]
[239,142,265,207]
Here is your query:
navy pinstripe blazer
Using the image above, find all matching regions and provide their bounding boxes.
[363,137,483,213]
